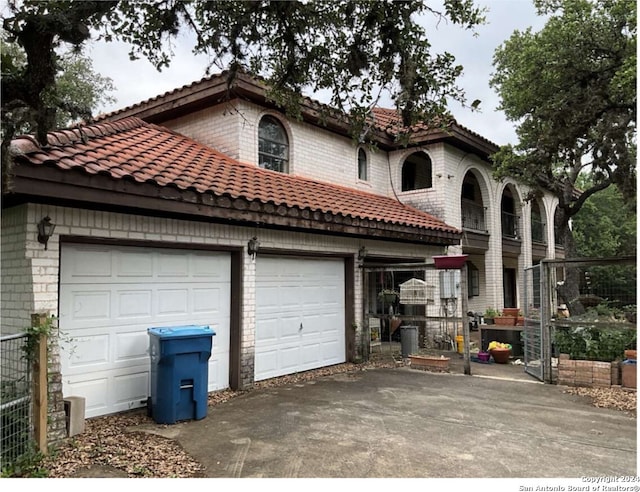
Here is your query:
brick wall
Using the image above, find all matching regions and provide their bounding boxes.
[1,206,35,334]
[2,202,438,438]
[557,354,623,388]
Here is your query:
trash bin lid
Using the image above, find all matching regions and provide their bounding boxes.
[148,325,216,339]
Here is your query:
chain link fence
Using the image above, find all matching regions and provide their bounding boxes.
[1,333,33,471]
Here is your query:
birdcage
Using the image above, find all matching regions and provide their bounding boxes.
[399,278,434,305]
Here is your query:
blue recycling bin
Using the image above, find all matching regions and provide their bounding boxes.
[148,325,215,424]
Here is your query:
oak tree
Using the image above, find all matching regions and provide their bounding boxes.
[490,0,636,314]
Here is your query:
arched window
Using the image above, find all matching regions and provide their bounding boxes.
[401,152,432,191]
[258,116,289,173]
[358,148,368,181]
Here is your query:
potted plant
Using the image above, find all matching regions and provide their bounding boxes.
[432,254,469,270]
[483,307,499,325]
[488,341,512,364]
[378,289,399,304]
[502,307,520,318]
[494,310,516,326]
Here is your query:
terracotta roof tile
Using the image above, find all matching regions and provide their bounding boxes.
[11,117,459,235]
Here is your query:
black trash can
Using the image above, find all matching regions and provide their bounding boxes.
[400,325,419,358]
[148,325,215,424]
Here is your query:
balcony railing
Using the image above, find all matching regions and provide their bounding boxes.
[501,211,520,239]
[531,218,546,244]
[461,200,487,233]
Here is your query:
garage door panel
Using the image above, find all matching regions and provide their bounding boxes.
[207,352,229,392]
[114,331,149,362]
[117,252,153,277]
[255,350,278,376]
[64,334,110,369]
[192,254,229,278]
[68,290,112,322]
[256,286,284,310]
[156,253,189,277]
[112,371,149,406]
[279,346,300,371]
[66,377,110,417]
[256,318,278,342]
[300,343,321,365]
[62,247,113,280]
[61,244,231,417]
[255,257,345,381]
[117,290,153,318]
[156,288,189,316]
[193,287,227,314]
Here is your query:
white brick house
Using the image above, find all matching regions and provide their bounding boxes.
[1,71,562,425]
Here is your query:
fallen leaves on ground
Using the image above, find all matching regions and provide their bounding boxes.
[563,386,637,416]
[40,358,633,478]
[41,359,394,478]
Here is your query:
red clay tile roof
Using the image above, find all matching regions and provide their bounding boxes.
[10,117,459,236]
[370,107,497,149]
[96,71,498,154]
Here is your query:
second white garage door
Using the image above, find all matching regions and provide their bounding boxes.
[255,256,345,381]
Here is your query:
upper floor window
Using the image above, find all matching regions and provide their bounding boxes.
[358,148,368,181]
[401,151,432,191]
[259,115,289,173]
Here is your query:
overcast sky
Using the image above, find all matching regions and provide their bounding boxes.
[87,0,548,147]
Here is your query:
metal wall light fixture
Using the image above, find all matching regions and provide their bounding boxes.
[37,216,56,250]
[358,246,367,265]
[247,236,260,260]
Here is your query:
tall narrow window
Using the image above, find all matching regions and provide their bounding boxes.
[467,262,480,297]
[259,116,289,173]
[401,152,432,191]
[358,148,368,181]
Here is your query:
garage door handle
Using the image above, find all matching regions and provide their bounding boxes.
[299,323,303,331]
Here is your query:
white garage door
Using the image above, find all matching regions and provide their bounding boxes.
[59,243,231,418]
[255,256,345,381]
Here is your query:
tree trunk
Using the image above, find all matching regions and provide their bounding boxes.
[555,220,586,317]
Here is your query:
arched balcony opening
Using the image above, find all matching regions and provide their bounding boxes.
[401,152,432,191]
[501,187,520,240]
[531,199,546,244]
[461,171,487,233]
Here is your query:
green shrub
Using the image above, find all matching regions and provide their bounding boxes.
[554,325,636,361]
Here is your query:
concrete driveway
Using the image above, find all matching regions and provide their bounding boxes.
[140,367,637,478]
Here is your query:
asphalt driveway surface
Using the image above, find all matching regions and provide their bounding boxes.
[141,368,637,478]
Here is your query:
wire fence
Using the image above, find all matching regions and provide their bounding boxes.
[540,257,637,383]
[1,332,33,472]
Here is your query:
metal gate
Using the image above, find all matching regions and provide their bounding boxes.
[1,332,33,470]
[523,264,544,380]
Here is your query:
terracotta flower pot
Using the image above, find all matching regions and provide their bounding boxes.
[490,348,511,364]
[494,316,516,326]
[502,308,520,317]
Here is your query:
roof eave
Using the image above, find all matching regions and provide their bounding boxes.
[6,164,461,247]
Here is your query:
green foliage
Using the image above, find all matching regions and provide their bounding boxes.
[2,0,486,146]
[554,303,637,361]
[554,324,636,362]
[490,0,636,240]
[1,446,49,478]
[1,35,116,137]
[483,307,499,318]
[22,315,57,362]
[573,174,637,258]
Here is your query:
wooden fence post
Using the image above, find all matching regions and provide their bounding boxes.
[31,313,48,455]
